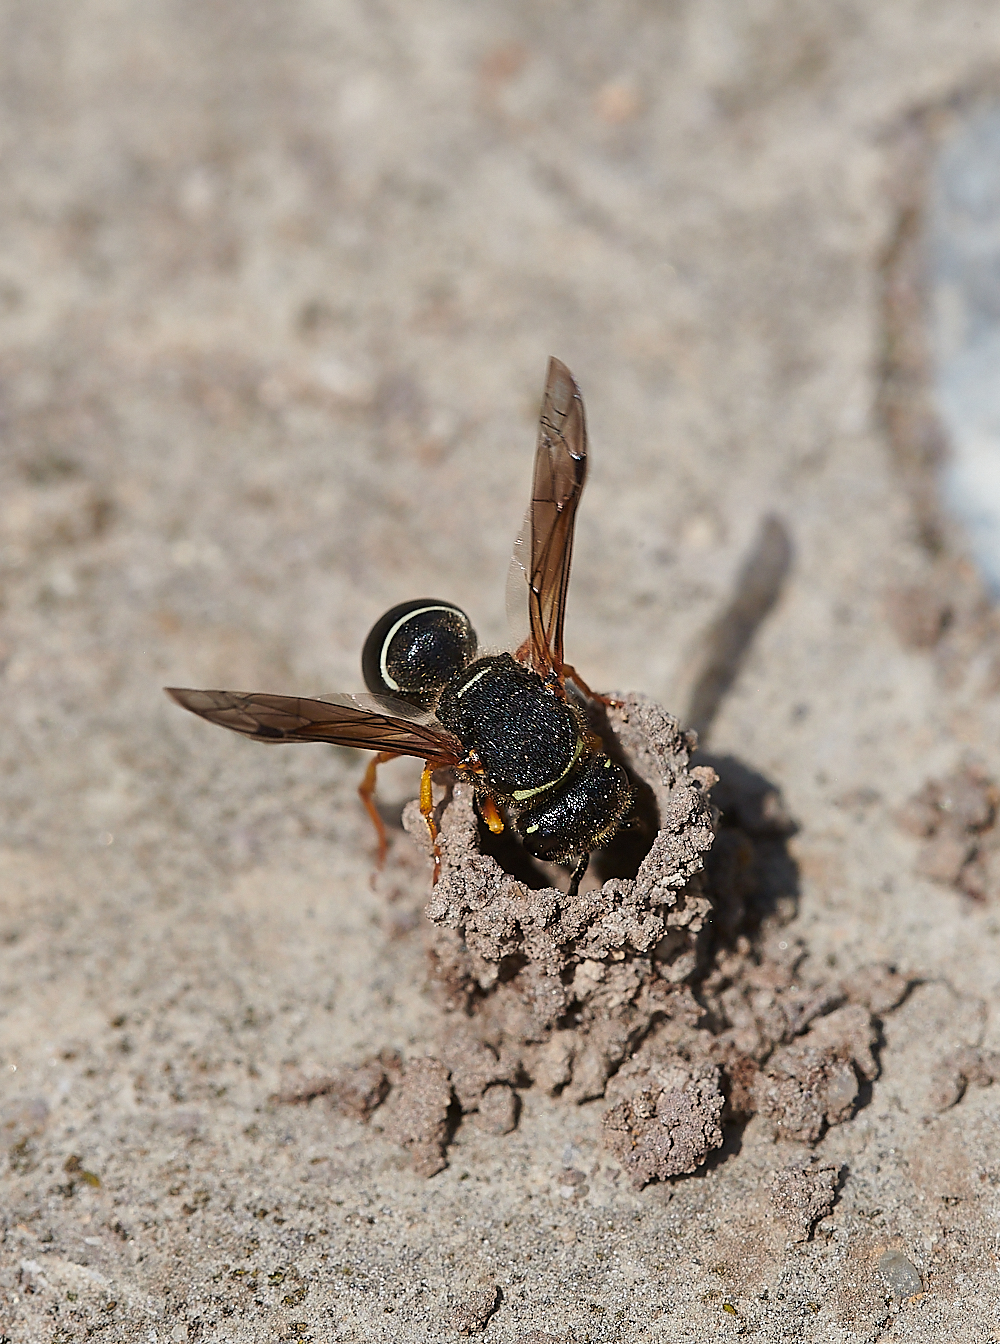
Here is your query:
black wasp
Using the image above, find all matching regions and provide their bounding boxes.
[167,359,632,896]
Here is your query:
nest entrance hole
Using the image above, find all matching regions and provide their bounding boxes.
[474,707,662,894]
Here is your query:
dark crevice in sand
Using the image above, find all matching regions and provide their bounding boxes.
[476,822,560,893]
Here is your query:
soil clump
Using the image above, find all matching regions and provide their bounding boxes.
[281,694,905,1185]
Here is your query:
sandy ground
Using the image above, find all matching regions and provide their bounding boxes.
[4,2,1000,1340]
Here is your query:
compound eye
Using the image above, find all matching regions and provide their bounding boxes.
[361,599,478,710]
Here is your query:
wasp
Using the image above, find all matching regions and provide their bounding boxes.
[167,359,632,896]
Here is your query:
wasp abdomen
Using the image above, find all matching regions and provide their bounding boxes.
[362,599,477,710]
[437,653,580,797]
[517,754,632,864]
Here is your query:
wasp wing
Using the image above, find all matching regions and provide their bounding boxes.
[165,688,464,763]
[514,357,588,680]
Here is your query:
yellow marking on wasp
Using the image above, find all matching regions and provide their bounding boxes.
[511,736,584,802]
[454,664,492,698]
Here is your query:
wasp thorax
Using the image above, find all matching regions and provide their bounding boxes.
[436,653,580,796]
[362,599,478,710]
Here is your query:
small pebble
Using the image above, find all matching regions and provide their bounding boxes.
[471,1083,518,1135]
[878,1249,922,1300]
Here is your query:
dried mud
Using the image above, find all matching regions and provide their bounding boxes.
[289,694,909,1189]
[769,1158,842,1243]
[899,760,1000,900]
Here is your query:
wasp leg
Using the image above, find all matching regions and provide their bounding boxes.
[562,663,623,708]
[566,853,590,900]
[419,763,446,884]
[480,793,505,835]
[358,750,401,869]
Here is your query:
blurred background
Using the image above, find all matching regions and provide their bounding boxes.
[1,1,966,865]
[3,2,998,850]
[4,3,1000,1340]
[933,104,1000,594]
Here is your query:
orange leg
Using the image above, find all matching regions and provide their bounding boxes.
[420,762,444,884]
[358,750,401,868]
[480,793,505,835]
[418,755,467,883]
[563,662,623,708]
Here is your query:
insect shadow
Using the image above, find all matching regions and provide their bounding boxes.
[682,511,799,941]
